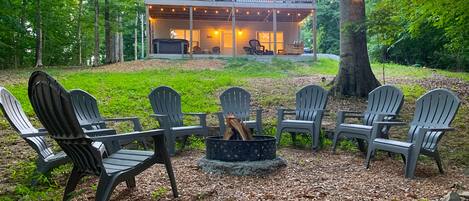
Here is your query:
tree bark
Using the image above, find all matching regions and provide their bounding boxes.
[34,0,43,68]
[93,0,99,67]
[104,0,114,64]
[77,0,83,66]
[332,0,380,97]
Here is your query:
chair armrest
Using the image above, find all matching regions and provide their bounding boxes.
[103,117,143,131]
[37,128,47,132]
[419,127,455,132]
[372,121,407,126]
[22,131,48,138]
[184,113,207,127]
[90,129,166,142]
[84,128,117,137]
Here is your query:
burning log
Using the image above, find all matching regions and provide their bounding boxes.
[223,113,253,141]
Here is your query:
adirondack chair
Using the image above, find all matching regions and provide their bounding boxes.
[27,71,178,200]
[217,87,263,136]
[70,89,148,150]
[365,89,461,178]
[275,85,329,150]
[332,85,404,153]
[148,86,208,156]
[0,87,110,177]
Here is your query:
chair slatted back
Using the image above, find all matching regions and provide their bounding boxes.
[70,90,105,129]
[220,87,251,121]
[363,85,404,126]
[149,86,184,127]
[249,40,262,51]
[0,87,54,160]
[28,71,103,175]
[295,85,329,121]
[408,89,460,151]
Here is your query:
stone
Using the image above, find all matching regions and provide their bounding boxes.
[459,191,469,199]
[442,192,461,201]
[197,157,287,176]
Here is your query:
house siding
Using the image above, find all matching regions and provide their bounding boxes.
[151,19,300,55]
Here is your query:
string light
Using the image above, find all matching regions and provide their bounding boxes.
[297,13,301,16]
[194,7,197,11]
[226,9,229,13]
[277,10,280,14]
[215,10,219,14]
[204,10,207,13]
[183,8,186,11]
[149,5,152,9]
[287,13,290,16]
[160,8,164,11]
[257,11,260,15]
[268,10,271,13]
[171,8,175,12]
[246,11,250,15]
[236,9,239,13]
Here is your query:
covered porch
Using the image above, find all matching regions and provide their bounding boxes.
[144,0,317,60]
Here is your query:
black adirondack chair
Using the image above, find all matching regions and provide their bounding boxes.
[275,85,329,150]
[365,89,461,178]
[0,87,110,177]
[148,86,208,156]
[332,85,404,153]
[217,87,263,136]
[249,39,273,55]
[70,89,148,150]
[28,71,178,200]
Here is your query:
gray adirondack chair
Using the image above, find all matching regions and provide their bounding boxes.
[148,86,208,156]
[332,85,404,153]
[28,71,178,200]
[70,89,148,150]
[275,85,329,150]
[217,87,263,135]
[0,87,110,177]
[365,89,461,178]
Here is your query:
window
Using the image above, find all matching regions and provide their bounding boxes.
[170,29,200,47]
[256,32,284,51]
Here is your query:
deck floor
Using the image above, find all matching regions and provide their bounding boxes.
[148,53,323,62]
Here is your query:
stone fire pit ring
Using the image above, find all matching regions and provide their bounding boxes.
[198,136,287,176]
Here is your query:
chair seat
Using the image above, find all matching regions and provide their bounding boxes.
[103,149,154,174]
[44,151,67,162]
[339,123,372,131]
[374,138,413,148]
[282,120,314,124]
[171,126,203,131]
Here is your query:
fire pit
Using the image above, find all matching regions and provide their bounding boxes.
[198,115,286,176]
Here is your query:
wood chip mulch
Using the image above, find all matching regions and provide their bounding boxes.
[72,149,467,201]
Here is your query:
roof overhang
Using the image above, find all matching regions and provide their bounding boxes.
[145,0,316,9]
[149,5,312,22]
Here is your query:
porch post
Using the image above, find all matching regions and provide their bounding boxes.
[273,8,277,56]
[231,6,236,57]
[312,7,318,61]
[190,6,193,58]
[141,14,145,59]
[145,5,150,57]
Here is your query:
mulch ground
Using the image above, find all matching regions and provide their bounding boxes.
[72,149,467,200]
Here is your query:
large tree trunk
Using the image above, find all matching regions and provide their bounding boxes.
[77,0,83,66]
[93,0,99,67]
[332,0,380,97]
[34,0,43,68]
[104,0,114,64]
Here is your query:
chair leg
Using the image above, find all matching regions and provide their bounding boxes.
[365,145,375,169]
[290,132,297,144]
[275,125,283,146]
[63,167,84,201]
[400,154,406,164]
[256,122,263,135]
[311,128,319,151]
[405,152,417,179]
[331,130,340,153]
[434,151,444,174]
[357,139,367,153]
[125,177,136,188]
[95,174,117,201]
[155,135,178,198]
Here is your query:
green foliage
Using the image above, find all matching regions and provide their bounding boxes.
[151,187,169,200]
[367,0,469,71]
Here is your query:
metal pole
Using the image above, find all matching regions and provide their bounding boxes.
[190,6,193,58]
[141,14,144,59]
[134,12,138,60]
[231,5,236,57]
[273,8,277,56]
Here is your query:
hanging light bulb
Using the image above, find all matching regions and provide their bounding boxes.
[204,10,207,13]
[226,9,229,13]
[215,10,219,14]
[236,9,239,13]
[297,13,301,16]
[277,10,280,14]
[172,8,175,12]
[287,13,290,16]
[149,5,153,9]
[194,7,197,11]
[246,11,250,15]
[183,8,186,11]
[257,11,260,15]
[160,8,164,11]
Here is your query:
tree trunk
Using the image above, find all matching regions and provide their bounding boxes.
[34,0,43,68]
[134,12,138,60]
[93,0,99,67]
[105,0,113,64]
[77,0,83,66]
[332,0,380,97]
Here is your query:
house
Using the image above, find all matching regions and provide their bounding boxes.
[144,0,318,60]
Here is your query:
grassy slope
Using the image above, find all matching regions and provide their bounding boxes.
[0,58,468,200]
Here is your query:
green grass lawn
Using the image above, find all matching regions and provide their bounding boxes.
[0,58,468,200]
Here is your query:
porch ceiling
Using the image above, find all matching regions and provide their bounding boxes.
[149,5,311,22]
